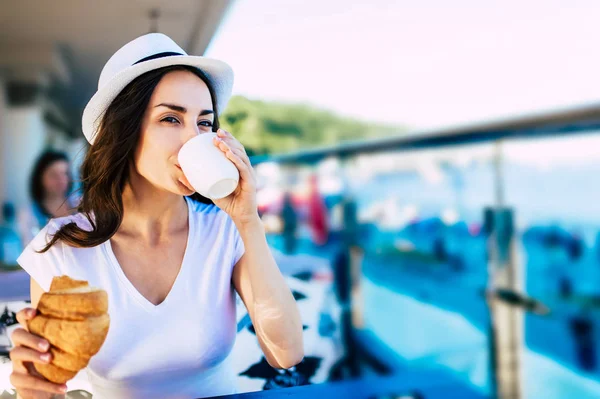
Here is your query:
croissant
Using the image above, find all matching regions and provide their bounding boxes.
[27,276,110,384]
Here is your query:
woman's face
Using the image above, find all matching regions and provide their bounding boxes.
[42,160,70,198]
[135,70,215,195]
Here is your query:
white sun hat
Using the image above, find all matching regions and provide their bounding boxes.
[81,33,234,144]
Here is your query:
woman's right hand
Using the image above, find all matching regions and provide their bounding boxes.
[9,307,68,398]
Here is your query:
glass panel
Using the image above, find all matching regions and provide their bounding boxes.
[350,144,496,397]
[503,133,600,398]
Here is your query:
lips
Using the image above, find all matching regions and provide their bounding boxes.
[177,169,194,192]
[174,164,192,190]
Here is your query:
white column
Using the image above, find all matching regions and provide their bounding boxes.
[3,106,48,207]
[0,76,7,207]
[0,43,73,209]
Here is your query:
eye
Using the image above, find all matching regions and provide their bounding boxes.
[198,120,213,127]
[161,116,180,124]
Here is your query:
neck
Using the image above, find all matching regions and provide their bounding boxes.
[119,169,188,245]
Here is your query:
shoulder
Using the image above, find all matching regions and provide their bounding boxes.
[17,214,94,292]
[23,212,91,252]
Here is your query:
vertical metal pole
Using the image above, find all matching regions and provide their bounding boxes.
[487,140,524,399]
[494,141,506,208]
[341,157,362,377]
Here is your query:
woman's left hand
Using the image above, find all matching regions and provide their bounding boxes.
[212,128,259,225]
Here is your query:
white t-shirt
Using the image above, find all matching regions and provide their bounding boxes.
[17,197,245,399]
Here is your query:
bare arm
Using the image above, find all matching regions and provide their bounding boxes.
[232,218,304,369]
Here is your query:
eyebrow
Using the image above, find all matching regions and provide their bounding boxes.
[154,103,214,116]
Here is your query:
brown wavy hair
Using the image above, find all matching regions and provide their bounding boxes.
[41,65,218,252]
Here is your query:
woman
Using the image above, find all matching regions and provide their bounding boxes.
[9,33,303,399]
[18,150,77,245]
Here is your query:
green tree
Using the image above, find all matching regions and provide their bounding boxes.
[220,96,406,156]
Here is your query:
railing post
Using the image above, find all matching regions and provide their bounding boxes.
[485,206,524,399]
[329,157,364,379]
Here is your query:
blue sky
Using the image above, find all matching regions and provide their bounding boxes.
[206,0,600,129]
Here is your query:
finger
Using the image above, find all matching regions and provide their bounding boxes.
[215,137,240,159]
[10,346,52,365]
[10,372,67,395]
[11,387,42,399]
[16,308,37,330]
[214,138,256,183]
[225,144,255,183]
[24,361,45,379]
[11,328,50,352]
[230,148,255,179]
[14,387,60,399]
[214,134,245,158]
[217,129,247,154]
[217,128,233,139]
[216,128,240,145]
[224,147,254,184]
[226,143,250,165]
[218,136,255,182]
[19,361,39,378]
[215,138,251,168]
[12,359,27,374]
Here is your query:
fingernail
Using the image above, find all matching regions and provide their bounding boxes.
[60,385,68,393]
[27,308,36,317]
[41,353,51,362]
[39,341,49,351]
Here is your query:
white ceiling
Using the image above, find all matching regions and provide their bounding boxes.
[0,0,233,133]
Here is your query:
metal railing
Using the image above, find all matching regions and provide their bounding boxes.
[250,102,600,399]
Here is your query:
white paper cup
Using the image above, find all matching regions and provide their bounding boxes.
[178,133,239,199]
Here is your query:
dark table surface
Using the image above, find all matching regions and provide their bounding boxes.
[208,370,487,399]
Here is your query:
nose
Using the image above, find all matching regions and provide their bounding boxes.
[182,121,201,145]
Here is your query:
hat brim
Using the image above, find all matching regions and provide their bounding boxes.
[81,55,234,144]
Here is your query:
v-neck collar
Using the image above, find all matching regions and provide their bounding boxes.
[103,197,195,312]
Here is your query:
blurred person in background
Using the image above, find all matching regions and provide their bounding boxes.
[330,194,360,380]
[9,33,302,399]
[281,191,298,254]
[18,150,78,245]
[307,175,329,246]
